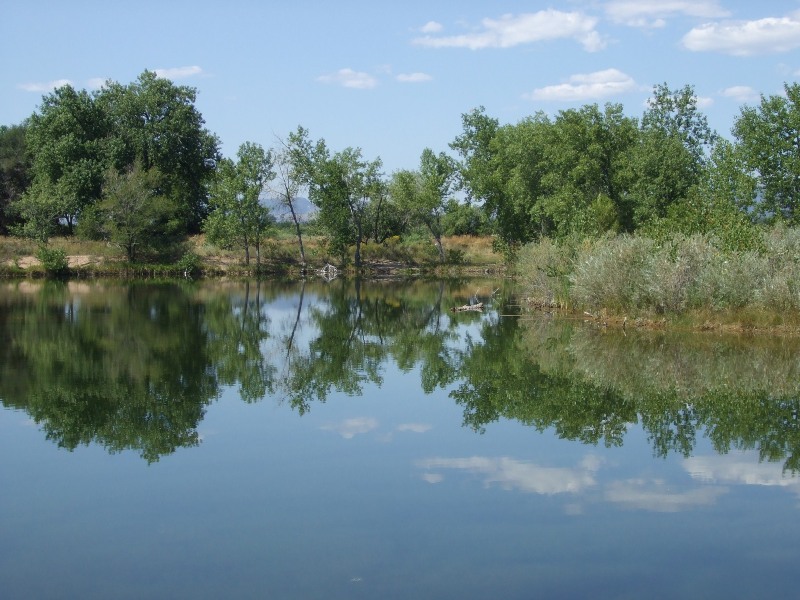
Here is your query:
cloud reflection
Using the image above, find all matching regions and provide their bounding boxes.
[604,478,727,512]
[417,455,601,495]
[321,417,379,439]
[686,454,800,489]
[396,423,432,434]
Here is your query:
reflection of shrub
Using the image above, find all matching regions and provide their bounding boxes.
[35,246,68,277]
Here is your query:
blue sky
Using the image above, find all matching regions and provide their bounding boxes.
[3,0,800,173]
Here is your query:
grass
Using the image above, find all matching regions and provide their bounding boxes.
[0,232,505,279]
[516,227,800,333]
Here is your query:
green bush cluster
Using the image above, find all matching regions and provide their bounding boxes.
[518,226,800,316]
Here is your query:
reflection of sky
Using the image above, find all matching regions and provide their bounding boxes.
[418,455,601,495]
[604,478,727,512]
[686,453,800,495]
[414,448,800,513]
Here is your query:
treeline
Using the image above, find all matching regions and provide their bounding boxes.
[2,71,799,269]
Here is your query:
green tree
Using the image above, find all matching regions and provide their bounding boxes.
[205,142,274,266]
[390,148,456,262]
[733,82,800,224]
[0,123,31,234]
[272,131,311,266]
[97,162,179,262]
[305,140,384,268]
[539,103,638,237]
[20,85,109,234]
[98,71,220,233]
[629,83,716,227]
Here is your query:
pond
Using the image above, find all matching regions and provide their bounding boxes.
[1,279,800,599]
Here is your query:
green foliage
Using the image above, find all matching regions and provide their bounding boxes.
[389,148,456,262]
[98,71,220,233]
[24,85,109,233]
[97,163,181,262]
[205,142,274,266]
[518,228,800,315]
[441,198,491,236]
[35,245,68,276]
[734,82,800,224]
[299,133,384,268]
[0,123,31,234]
[11,179,64,243]
[177,251,202,278]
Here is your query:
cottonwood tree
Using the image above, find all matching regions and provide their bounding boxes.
[629,83,716,227]
[298,132,384,268]
[98,162,178,262]
[0,123,31,234]
[20,85,109,235]
[205,142,274,267]
[733,82,800,224]
[97,71,220,233]
[390,148,456,263]
[271,129,312,266]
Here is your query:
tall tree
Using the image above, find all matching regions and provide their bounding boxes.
[98,71,220,233]
[0,123,31,234]
[20,85,109,235]
[272,128,312,266]
[733,82,800,224]
[205,142,274,266]
[629,83,716,227]
[539,103,638,237]
[301,135,384,268]
[451,107,551,256]
[390,148,456,262]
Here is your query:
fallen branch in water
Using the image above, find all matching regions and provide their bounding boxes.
[451,302,483,312]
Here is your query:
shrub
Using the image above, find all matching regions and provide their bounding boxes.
[35,245,68,277]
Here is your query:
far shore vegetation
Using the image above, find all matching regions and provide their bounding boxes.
[3,71,800,331]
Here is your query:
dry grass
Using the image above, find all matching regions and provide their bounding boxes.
[1,233,503,276]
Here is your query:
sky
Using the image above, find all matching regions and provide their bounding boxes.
[3,0,800,174]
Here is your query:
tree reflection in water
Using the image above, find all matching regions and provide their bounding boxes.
[2,279,800,471]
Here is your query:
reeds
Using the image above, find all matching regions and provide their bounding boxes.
[518,227,800,320]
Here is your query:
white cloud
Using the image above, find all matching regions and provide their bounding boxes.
[605,478,727,512]
[417,455,600,495]
[721,85,759,102]
[696,95,714,108]
[412,10,605,52]
[396,72,433,83]
[317,68,378,89]
[682,15,800,56]
[419,20,443,34]
[87,77,110,90]
[605,0,729,28]
[154,65,204,80]
[321,417,379,439]
[524,68,638,102]
[17,79,73,92]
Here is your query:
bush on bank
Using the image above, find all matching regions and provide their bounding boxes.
[517,225,800,320]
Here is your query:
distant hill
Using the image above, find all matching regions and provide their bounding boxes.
[264,196,316,222]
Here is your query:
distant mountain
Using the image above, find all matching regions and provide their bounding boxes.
[264,196,316,222]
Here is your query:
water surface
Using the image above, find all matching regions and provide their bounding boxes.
[1,279,799,599]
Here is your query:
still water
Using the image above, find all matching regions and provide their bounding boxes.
[1,279,800,599]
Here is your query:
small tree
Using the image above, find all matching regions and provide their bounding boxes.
[205,142,274,267]
[98,163,178,262]
[272,129,311,266]
[390,148,456,263]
